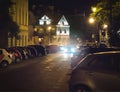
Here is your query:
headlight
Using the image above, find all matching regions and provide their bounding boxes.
[71,48,75,52]
[76,45,79,49]
[60,47,64,50]
[64,48,68,52]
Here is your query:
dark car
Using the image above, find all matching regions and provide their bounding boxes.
[29,45,46,56]
[69,51,120,92]
[71,47,120,69]
[46,45,59,53]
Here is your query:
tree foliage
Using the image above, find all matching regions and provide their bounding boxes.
[0,0,19,37]
[89,0,120,47]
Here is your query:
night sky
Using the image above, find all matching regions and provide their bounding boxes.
[29,0,98,15]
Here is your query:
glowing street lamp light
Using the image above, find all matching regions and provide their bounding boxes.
[89,17,95,24]
[92,7,97,12]
[103,24,108,29]
[48,26,52,31]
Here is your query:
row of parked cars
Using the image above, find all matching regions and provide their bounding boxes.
[0,45,46,68]
[69,46,120,92]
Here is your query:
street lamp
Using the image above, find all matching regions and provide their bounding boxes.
[88,17,96,43]
[101,24,108,45]
[89,17,95,24]
[103,24,108,29]
[92,7,97,12]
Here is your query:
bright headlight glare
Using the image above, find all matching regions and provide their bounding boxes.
[64,48,67,52]
[71,48,75,52]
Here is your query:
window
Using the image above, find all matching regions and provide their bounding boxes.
[64,30,66,33]
[60,29,62,33]
[88,55,115,71]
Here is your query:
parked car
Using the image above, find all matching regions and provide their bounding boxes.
[71,47,120,69]
[5,47,22,63]
[28,45,46,56]
[14,47,29,60]
[0,48,13,67]
[69,51,120,92]
[63,45,76,53]
[26,46,38,57]
[46,45,59,53]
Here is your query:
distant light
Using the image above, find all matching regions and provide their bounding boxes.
[48,26,52,30]
[92,7,97,12]
[89,18,95,24]
[103,24,108,29]
[39,38,42,42]
[39,20,44,25]
[34,28,37,31]
[46,21,51,25]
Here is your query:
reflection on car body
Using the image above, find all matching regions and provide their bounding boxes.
[0,49,13,68]
[69,51,120,92]
[71,47,120,69]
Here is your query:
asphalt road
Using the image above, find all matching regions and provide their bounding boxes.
[0,51,71,92]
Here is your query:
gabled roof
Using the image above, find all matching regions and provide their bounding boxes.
[57,15,69,26]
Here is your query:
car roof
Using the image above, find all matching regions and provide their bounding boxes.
[90,50,120,55]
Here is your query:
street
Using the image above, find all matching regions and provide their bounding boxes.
[0,52,71,92]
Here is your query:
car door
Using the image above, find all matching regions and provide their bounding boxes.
[86,54,120,91]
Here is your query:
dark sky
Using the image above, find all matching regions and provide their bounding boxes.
[29,0,98,15]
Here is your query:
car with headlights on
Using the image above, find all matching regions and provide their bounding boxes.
[63,45,77,53]
[62,45,77,57]
[69,51,120,92]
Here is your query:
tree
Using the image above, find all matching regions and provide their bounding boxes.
[89,0,120,47]
[0,0,19,47]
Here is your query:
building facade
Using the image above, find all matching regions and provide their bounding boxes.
[34,15,70,46]
[8,0,28,47]
[56,15,70,46]
[9,2,70,47]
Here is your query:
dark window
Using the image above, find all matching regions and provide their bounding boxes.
[60,30,62,33]
[88,55,115,71]
[64,30,66,33]
[78,55,94,68]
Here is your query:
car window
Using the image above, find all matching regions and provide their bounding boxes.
[88,55,116,72]
[78,55,95,68]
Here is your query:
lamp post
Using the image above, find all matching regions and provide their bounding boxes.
[102,24,108,45]
[88,17,96,43]
[48,26,52,45]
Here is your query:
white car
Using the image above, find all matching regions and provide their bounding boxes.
[0,49,13,68]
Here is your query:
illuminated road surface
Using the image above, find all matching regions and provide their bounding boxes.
[0,51,71,92]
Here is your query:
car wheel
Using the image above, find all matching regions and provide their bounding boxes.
[1,61,8,68]
[74,85,91,92]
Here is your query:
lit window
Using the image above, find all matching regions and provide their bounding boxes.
[46,21,51,25]
[39,20,44,25]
